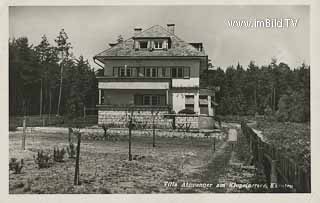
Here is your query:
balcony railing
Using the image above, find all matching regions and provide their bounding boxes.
[96,104,172,111]
[97,76,171,83]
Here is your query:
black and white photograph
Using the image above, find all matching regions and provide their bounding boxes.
[7,4,314,196]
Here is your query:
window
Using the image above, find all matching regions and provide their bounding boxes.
[126,68,131,77]
[177,68,183,78]
[185,95,194,111]
[139,41,148,49]
[154,41,163,49]
[172,67,177,78]
[120,67,126,77]
[113,67,119,77]
[199,95,208,106]
[141,95,164,106]
[158,67,166,77]
[143,95,151,105]
[171,67,184,78]
[119,67,131,77]
[145,68,151,77]
[151,68,157,77]
[183,67,190,78]
[145,67,157,77]
[151,95,159,105]
[137,67,145,77]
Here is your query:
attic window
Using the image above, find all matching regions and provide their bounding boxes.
[139,41,148,49]
[154,41,163,49]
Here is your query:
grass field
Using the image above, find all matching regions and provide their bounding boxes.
[9,130,222,194]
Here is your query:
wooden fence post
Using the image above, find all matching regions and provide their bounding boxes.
[83,106,86,120]
[128,109,133,161]
[270,159,278,184]
[74,131,81,185]
[22,116,26,150]
[258,141,263,165]
[152,110,156,148]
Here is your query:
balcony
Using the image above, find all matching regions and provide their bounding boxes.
[96,104,171,112]
[97,76,171,90]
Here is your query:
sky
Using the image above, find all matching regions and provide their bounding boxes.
[9,5,310,70]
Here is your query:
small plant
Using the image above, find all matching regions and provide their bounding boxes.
[101,124,109,139]
[67,143,76,159]
[34,150,52,169]
[53,147,66,162]
[9,158,24,174]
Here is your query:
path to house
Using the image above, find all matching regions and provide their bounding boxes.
[194,124,263,193]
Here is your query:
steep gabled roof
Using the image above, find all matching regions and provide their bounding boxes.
[94,25,206,59]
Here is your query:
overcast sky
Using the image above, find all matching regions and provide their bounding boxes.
[9,5,309,70]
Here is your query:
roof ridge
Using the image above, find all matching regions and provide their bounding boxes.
[134,24,161,37]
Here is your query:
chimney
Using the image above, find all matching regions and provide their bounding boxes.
[134,27,142,36]
[167,24,175,34]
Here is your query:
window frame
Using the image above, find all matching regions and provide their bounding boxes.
[139,41,148,49]
[154,41,163,49]
[120,67,126,77]
[142,95,163,106]
[171,67,184,79]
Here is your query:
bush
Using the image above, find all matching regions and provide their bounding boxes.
[53,147,66,162]
[9,158,24,174]
[178,109,195,114]
[34,150,52,169]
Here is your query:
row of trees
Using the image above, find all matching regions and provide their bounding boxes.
[201,60,310,122]
[9,29,98,118]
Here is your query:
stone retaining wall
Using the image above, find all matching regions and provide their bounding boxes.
[98,110,201,129]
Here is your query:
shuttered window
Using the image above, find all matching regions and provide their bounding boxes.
[185,95,194,105]
[165,67,171,77]
[137,67,145,77]
[184,67,190,78]
[113,67,119,77]
[199,95,208,106]
[177,68,183,78]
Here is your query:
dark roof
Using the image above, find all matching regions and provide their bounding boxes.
[94,25,206,59]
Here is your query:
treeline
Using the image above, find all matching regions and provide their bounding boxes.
[9,29,98,118]
[201,60,310,122]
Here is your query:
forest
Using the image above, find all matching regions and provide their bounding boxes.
[9,29,98,119]
[9,29,310,123]
[201,60,310,122]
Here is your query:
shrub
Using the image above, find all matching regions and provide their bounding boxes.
[53,147,66,162]
[9,158,24,174]
[67,143,76,159]
[34,150,52,169]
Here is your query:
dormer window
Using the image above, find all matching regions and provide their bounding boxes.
[154,41,163,49]
[139,41,148,49]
